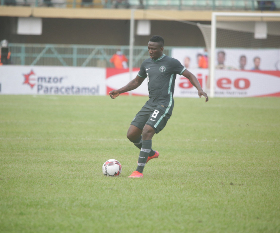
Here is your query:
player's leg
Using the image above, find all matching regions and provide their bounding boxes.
[135,124,156,172]
[129,124,156,178]
[127,125,156,153]
[127,124,142,147]
[129,105,170,178]
[128,106,157,156]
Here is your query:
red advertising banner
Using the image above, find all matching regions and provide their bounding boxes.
[106,68,143,96]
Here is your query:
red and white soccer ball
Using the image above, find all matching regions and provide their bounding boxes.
[102,159,122,177]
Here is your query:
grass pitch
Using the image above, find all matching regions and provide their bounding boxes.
[0,95,280,233]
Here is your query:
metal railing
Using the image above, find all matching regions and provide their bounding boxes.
[8,43,174,67]
[1,0,279,11]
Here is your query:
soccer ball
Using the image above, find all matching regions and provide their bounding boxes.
[102,159,122,177]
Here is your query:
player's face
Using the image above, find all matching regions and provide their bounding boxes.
[148,41,163,60]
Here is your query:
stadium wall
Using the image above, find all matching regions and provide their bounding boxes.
[0,17,207,46]
[1,7,279,46]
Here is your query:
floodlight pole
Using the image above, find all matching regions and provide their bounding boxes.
[129,9,135,96]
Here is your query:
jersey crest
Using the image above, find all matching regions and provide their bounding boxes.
[159,66,166,72]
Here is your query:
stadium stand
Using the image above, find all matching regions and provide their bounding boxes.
[0,0,279,10]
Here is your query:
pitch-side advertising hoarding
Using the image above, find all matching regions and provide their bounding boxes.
[1,66,279,97]
[106,68,280,97]
[0,66,105,95]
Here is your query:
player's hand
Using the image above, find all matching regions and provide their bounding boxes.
[198,90,209,102]
[109,90,120,99]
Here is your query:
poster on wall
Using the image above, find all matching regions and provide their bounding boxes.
[214,48,280,71]
[172,47,280,71]
[171,47,280,97]
[0,66,106,95]
[171,48,209,70]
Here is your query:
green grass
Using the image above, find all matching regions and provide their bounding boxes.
[0,95,280,233]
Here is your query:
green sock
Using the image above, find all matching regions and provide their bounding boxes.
[133,135,142,149]
[133,136,155,157]
[136,140,152,174]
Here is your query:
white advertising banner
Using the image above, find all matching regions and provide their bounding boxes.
[1,66,279,97]
[175,69,280,97]
[0,66,106,95]
[214,70,280,97]
[174,69,208,98]
[106,68,280,97]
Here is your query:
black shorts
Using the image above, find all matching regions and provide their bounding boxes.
[131,103,171,134]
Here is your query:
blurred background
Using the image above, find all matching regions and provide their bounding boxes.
[0,0,279,67]
[0,0,280,97]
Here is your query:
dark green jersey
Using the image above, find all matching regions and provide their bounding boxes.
[138,54,186,112]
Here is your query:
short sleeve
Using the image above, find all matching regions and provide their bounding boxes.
[138,62,147,78]
[171,58,186,75]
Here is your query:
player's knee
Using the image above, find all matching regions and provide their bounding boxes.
[142,125,155,140]
[127,132,134,142]
[127,125,142,142]
[127,131,138,142]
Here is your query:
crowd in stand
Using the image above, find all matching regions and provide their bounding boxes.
[1,0,277,10]
[1,0,144,8]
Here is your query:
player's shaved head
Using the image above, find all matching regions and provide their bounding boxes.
[149,35,164,48]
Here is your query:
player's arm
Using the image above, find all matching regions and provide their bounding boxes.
[182,69,209,102]
[109,75,145,99]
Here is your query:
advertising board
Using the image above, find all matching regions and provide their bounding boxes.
[0,66,105,95]
[1,65,279,97]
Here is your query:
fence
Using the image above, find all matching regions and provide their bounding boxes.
[8,43,174,67]
[1,0,279,11]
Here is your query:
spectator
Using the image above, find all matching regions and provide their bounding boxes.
[252,56,261,70]
[258,1,276,11]
[81,0,93,7]
[0,40,11,66]
[110,50,128,69]
[195,53,202,68]
[43,0,53,7]
[114,0,130,8]
[198,51,208,69]
[139,0,144,9]
[4,0,16,5]
[239,55,247,70]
